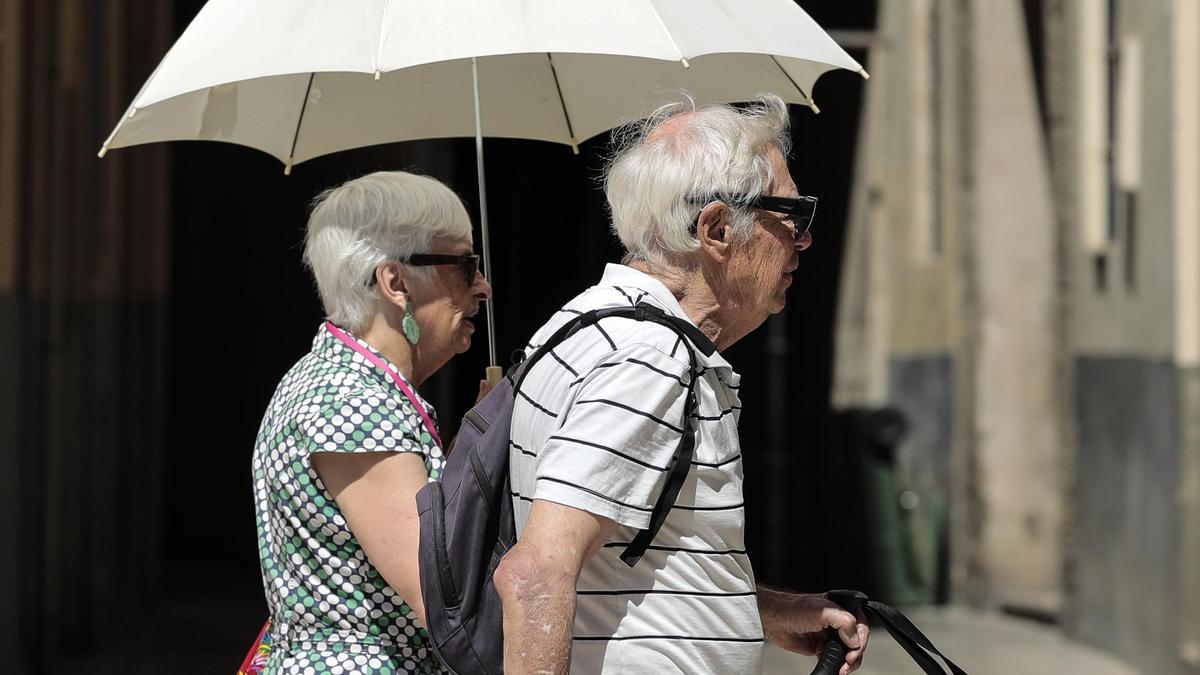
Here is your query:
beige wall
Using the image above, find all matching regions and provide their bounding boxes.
[838,0,1199,667]
[968,0,1065,613]
[883,0,959,358]
[835,0,1068,612]
[1173,1,1200,668]
[1172,0,1199,368]
[1070,0,1178,359]
[833,0,962,409]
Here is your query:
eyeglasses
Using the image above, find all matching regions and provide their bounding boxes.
[686,194,819,241]
[367,253,481,286]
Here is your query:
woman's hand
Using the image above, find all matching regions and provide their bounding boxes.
[475,378,495,404]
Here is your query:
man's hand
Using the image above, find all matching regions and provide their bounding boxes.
[757,586,870,675]
[493,500,617,675]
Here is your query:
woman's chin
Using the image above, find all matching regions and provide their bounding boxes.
[456,330,474,352]
[451,318,476,352]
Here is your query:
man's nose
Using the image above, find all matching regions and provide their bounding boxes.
[474,272,493,300]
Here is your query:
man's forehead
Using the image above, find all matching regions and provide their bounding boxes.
[767,148,799,196]
[428,235,474,254]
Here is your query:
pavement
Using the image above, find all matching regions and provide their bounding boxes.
[764,606,1141,675]
[54,579,1141,675]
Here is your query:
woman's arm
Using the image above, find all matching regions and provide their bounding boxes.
[311,451,431,624]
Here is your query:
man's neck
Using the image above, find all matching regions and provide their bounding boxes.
[628,260,749,351]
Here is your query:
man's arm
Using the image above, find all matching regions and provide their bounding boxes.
[312,451,431,624]
[757,585,870,675]
[493,500,618,675]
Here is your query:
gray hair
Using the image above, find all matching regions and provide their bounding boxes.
[303,171,473,332]
[603,93,793,265]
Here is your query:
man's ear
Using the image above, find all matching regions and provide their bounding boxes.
[374,261,411,310]
[695,202,731,263]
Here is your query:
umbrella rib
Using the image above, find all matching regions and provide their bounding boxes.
[769,56,819,114]
[373,0,393,78]
[645,3,689,67]
[545,53,578,153]
[284,73,316,174]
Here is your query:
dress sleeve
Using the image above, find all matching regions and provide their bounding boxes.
[530,342,692,529]
[299,387,437,458]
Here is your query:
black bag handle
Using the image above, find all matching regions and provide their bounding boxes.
[810,590,969,675]
[509,302,709,567]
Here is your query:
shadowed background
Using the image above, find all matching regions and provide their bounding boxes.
[3,1,1198,673]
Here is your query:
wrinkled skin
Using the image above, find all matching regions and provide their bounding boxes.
[407,236,493,360]
[717,147,812,321]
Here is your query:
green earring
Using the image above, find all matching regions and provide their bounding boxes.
[402,302,421,345]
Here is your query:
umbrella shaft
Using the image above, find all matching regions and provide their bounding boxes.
[473,57,499,368]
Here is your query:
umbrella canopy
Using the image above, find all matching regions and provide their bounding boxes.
[100,0,866,170]
[100,0,866,375]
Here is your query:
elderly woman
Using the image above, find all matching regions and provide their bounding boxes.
[252,171,491,674]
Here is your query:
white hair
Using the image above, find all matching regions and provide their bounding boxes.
[603,93,793,265]
[303,171,473,332]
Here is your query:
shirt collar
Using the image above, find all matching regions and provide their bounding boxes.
[597,263,735,373]
[312,323,423,401]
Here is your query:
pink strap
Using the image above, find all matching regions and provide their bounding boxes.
[324,321,443,450]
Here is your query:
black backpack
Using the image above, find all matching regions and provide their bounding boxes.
[414,302,713,674]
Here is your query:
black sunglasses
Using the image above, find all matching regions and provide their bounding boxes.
[687,194,818,240]
[368,253,480,286]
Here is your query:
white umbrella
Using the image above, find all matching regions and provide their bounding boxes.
[99,0,866,373]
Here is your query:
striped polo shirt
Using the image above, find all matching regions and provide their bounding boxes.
[509,264,763,674]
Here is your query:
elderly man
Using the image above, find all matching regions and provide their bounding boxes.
[493,95,870,674]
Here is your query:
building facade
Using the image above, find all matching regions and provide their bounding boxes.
[833,1,1200,672]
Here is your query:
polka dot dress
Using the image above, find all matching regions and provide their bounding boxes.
[252,325,447,674]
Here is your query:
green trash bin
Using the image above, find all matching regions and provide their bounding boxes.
[844,407,944,607]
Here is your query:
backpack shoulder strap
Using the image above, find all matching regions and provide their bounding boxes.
[618,348,698,567]
[510,302,713,568]
[510,303,713,389]
[617,305,703,567]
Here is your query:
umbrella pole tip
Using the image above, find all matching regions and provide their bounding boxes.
[807,100,821,114]
[680,57,690,69]
[859,68,871,80]
[571,142,580,155]
[374,69,381,80]
[97,144,109,159]
[284,159,293,176]
[127,107,138,119]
